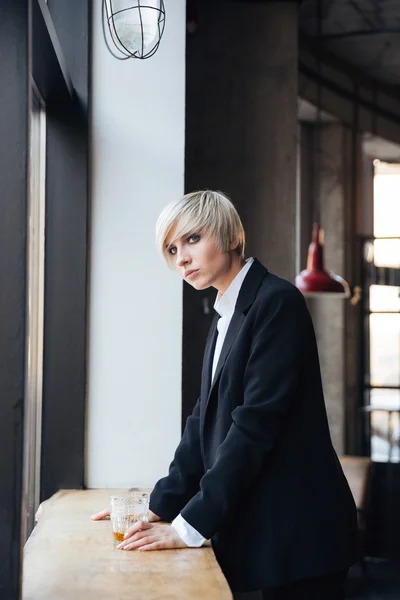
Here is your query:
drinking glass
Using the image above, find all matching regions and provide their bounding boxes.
[110,491,150,543]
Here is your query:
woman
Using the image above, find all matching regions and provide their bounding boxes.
[92,190,359,599]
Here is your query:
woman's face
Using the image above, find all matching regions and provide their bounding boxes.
[165,228,238,292]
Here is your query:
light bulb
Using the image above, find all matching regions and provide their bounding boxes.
[109,1,161,56]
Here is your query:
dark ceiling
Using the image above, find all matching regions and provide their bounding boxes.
[299,0,400,89]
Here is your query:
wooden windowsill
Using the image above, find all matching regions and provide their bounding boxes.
[22,489,232,600]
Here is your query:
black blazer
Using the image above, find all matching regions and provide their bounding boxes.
[150,259,359,592]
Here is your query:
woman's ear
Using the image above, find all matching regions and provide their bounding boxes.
[230,237,239,251]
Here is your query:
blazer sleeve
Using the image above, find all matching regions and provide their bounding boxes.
[150,396,205,522]
[180,289,307,539]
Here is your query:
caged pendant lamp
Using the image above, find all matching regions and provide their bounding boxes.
[295,0,350,299]
[102,0,166,60]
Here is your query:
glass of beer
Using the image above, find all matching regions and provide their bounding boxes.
[110,492,150,544]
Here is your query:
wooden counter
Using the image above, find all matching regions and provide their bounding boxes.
[22,489,232,600]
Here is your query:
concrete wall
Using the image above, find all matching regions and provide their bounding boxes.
[185,1,299,282]
[300,123,363,454]
[87,1,186,487]
[182,1,299,423]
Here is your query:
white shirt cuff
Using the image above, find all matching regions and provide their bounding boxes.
[171,513,206,547]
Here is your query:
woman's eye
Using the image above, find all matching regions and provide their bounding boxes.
[188,234,200,244]
[169,247,177,255]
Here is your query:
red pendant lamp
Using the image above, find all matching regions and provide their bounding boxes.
[295,0,350,300]
[295,224,350,298]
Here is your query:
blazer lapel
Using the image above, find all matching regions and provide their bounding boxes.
[203,258,269,417]
[200,313,219,400]
[209,309,245,393]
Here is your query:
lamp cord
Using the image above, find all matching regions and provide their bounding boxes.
[314,0,323,228]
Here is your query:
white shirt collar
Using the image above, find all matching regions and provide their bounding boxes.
[214,258,254,318]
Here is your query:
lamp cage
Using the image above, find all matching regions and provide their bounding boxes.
[102,0,166,60]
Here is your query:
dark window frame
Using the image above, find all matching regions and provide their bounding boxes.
[0,0,89,596]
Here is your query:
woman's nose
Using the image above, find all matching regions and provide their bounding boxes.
[176,248,190,267]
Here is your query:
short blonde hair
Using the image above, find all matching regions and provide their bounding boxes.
[155,190,246,267]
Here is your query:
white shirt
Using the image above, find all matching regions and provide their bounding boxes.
[171,258,254,547]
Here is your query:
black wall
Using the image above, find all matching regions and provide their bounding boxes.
[0,2,29,597]
[38,0,89,501]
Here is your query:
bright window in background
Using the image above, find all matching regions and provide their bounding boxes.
[370,313,400,388]
[369,161,400,462]
[374,162,400,239]
[21,83,46,542]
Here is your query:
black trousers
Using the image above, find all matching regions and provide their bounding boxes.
[261,569,348,600]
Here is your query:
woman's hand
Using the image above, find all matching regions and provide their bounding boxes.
[90,507,111,520]
[117,521,188,551]
[91,508,161,523]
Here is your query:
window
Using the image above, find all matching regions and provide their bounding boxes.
[21,82,46,543]
[364,162,400,463]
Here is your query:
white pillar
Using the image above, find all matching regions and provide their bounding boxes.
[87,1,187,487]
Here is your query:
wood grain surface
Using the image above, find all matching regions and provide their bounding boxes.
[22,489,232,600]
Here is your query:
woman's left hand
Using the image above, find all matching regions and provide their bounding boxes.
[117,521,188,551]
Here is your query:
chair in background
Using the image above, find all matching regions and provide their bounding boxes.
[339,455,373,575]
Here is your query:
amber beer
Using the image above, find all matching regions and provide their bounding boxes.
[113,531,125,543]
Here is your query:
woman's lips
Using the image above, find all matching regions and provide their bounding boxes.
[186,269,199,279]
